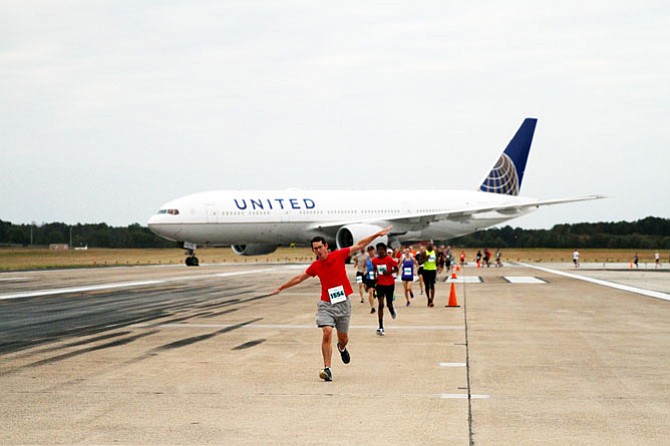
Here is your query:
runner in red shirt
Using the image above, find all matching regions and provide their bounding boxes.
[372,242,398,336]
[272,226,392,381]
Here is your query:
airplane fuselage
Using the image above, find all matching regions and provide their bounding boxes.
[147,189,538,246]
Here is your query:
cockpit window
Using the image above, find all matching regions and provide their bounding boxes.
[157,209,180,215]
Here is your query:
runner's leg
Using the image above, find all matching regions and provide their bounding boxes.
[321,326,333,368]
[376,286,385,329]
[336,330,348,351]
[387,290,396,317]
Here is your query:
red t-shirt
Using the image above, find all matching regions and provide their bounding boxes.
[372,256,398,286]
[305,247,354,302]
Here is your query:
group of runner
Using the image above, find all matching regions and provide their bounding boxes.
[270,227,406,382]
[270,226,499,382]
[473,248,503,268]
[352,243,449,311]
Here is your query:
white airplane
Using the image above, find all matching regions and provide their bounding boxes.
[148,118,603,266]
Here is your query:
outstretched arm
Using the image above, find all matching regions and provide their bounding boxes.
[349,225,392,253]
[270,272,311,295]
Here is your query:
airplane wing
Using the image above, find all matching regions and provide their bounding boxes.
[309,194,606,230]
[408,194,608,223]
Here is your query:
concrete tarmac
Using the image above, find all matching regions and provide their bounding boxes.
[1,262,669,445]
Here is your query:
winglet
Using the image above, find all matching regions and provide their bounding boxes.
[479,118,537,196]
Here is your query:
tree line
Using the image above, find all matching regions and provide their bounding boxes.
[0,221,173,248]
[0,216,668,249]
[448,216,670,249]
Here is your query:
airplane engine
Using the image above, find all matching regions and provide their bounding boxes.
[231,244,278,256]
[335,224,388,250]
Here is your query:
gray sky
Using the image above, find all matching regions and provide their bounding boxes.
[2,1,668,229]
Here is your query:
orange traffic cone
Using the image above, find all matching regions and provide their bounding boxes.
[446,282,460,308]
[451,271,457,280]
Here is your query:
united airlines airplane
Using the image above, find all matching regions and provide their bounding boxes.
[148,118,602,266]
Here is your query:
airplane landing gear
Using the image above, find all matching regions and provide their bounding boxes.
[183,242,199,267]
[185,255,199,266]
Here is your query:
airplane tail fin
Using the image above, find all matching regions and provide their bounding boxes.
[479,118,537,196]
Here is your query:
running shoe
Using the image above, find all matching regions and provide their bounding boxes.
[370,308,376,314]
[406,301,411,307]
[376,328,385,336]
[319,367,332,382]
[360,297,364,303]
[390,307,397,319]
[410,291,414,299]
[337,343,350,364]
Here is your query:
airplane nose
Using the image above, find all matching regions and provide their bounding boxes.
[147,210,181,241]
[147,213,167,234]
[147,214,161,232]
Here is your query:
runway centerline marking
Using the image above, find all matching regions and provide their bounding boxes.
[520,263,670,302]
[439,394,490,399]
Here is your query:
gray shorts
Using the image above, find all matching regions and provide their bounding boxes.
[316,297,352,333]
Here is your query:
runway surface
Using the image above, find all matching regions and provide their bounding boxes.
[1,262,669,445]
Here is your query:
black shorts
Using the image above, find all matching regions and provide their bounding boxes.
[375,284,395,303]
[423,269,437,286]
[364,278,377,291]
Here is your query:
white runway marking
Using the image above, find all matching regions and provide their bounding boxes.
[439,362,466,367]
[0,268,279,300]
[131,323,464,331]
[520,263,670,302]
[503,276,547,284]
[446,277,482,283]
[439,394,490,399]
[0,280,165,300]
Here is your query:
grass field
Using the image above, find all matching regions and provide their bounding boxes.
[0,246,663,272]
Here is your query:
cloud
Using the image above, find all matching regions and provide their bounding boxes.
[1,1,669,227]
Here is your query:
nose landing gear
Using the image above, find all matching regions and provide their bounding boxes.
[182,241,200,267]
[185,254,199,266]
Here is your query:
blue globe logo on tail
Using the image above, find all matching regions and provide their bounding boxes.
[480,153,519,195]
[479,118,537,196]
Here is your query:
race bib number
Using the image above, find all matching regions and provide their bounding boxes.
[403,267,412,277]
[328,285,347,304]
[368,271,375,280]
[356,275,363,284]
[377,264,388,275]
